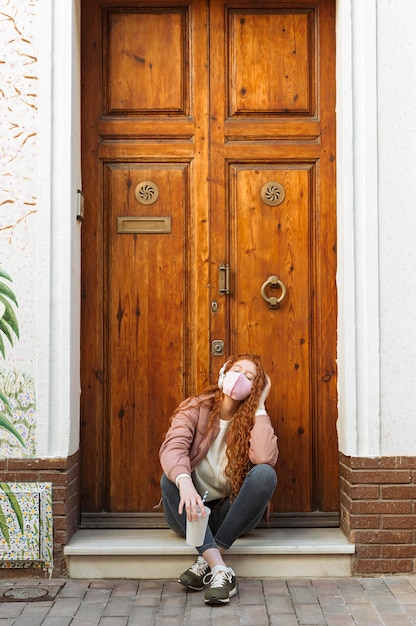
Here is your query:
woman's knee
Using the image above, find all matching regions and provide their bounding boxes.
[246,464,277,492]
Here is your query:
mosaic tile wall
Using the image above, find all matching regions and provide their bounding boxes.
[0,482,53,573]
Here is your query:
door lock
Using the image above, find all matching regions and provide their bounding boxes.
[212,340,224,356]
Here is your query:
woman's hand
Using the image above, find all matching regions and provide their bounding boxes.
[178,477,206,522]
[258,374,271,410]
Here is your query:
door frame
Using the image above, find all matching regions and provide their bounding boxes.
[46,0,378,531]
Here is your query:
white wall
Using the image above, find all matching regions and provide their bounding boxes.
[0,0,81,458]
[2,0,415,462]
[337,0,416,456]
[377,0,416,455]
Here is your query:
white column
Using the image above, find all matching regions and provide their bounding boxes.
[37,0,81,457]
[336,0,381,456]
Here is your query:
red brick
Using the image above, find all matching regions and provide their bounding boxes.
[53,500,66,516]
[345,456,416,470]
[382,485,416,499]
[53,516,68,531]
[54,529,67,545]
[7,457,68,471]
[348,470,413,485]
[64,492,80,514]
[349,484,380,500]
[381,544,416,558]
[348,515,380,529]
[353,559,414,575]
[350,501,412,514]
[38,472,71,486]
[381,516,416,529]
[353,530,413,544]
[355,544,381,558]
[1,471,41,482]
[339,491,352,509]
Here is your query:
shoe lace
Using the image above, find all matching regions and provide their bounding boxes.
[203,568,233,588]
[189,556,209,576]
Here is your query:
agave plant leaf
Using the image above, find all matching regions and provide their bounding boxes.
[0,270,19,360]
[0,280,18,307]
[0,318,14,347]
[0,504,10,546]
[0,483,24,534]
[0,269,13,282]
[0,413,26,448]
[0,389,12,411]
[0,296,19,339]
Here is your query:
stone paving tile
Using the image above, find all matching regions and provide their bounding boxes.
[347,603,384,626]
[57,582,89,598]
[111,582,139,598]
[264,593,295,614]
[46,598,82,618]
[324,617,355,626]
[321,603,350,616]
[82,589,112,604]
[4,577,416,624]
[237,579,264,604]
[294,602,327,625]
[71,601,104,622]
[127,605,159,625]
[183,605,214,626]
[0,603,25,618]
[102,598,134,617]
[269,615,299,626]
[11,603,53,626]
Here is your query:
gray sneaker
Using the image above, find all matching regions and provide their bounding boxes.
[204,566,237,604]
[178,556,211,591]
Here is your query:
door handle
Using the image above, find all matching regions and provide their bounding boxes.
[219,263,230,295]
[261,275,287,309]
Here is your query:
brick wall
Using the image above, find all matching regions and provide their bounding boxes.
[340,453,416,575]
[0,451,80,577]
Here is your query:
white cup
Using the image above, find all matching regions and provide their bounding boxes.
[186,505,211,547]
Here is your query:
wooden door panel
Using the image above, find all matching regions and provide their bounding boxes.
[209,0,338,517]
[228,8,314,115]
[105,8,188,114]
[81,0,337,522]
[230,165,313,512]
[107,163,188,511]
[81,0,210,517]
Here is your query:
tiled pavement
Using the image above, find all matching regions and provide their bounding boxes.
[1,577,416,625]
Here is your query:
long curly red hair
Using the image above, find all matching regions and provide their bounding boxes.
[199,353,267,501]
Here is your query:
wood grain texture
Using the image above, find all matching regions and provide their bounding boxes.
[80,0,338,519]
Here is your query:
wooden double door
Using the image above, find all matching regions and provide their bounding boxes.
[80,0,338,526]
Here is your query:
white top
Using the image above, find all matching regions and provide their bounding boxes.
[193,419,231,501]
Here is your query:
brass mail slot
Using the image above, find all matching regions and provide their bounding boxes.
[116,216,172,234]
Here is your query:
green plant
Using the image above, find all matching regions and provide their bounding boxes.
[0,483,24,547]
[0,389,26,448]
[0,272,28,548]
[0,268,19,359]
[0,269,24,448]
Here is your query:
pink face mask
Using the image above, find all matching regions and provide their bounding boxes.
[222,370,253,401]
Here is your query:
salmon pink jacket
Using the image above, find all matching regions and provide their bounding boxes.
[159,393,278,486]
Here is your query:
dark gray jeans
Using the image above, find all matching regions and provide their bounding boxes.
[160,464,277,554]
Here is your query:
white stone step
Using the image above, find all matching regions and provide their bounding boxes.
[64,528,354,579]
